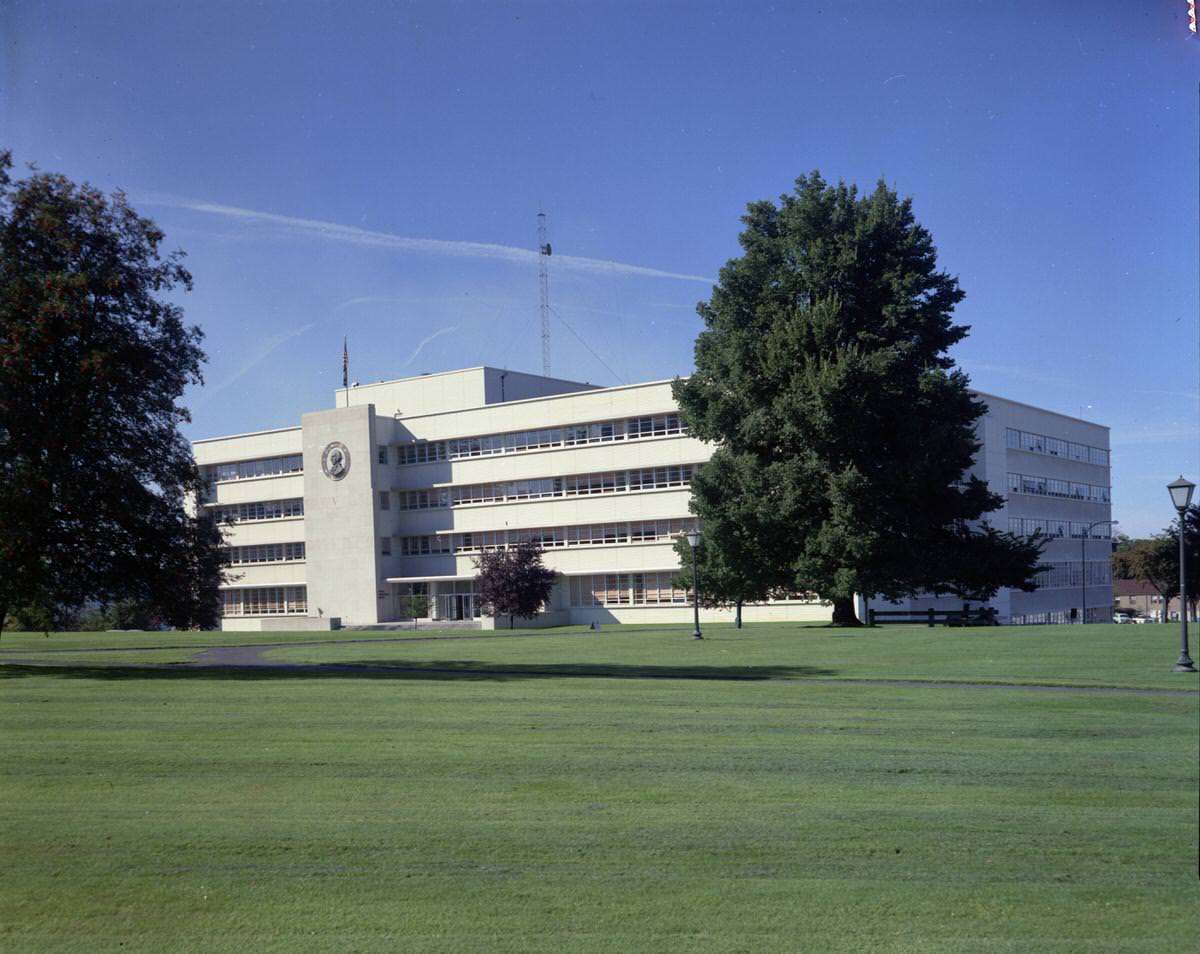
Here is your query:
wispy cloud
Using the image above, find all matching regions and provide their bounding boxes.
[142,195,714,285]
[402,326,459,367]
[196,320,318,405]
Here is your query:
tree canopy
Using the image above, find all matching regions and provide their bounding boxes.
[673,172,1043,624]
[0,151,222,631]
[474,542,558,628]
[1114,506,1200,617]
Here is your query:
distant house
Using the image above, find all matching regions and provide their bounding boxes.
[1113,579,1168,620]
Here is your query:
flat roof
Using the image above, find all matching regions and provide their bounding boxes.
[393,376,679,423]
[192,424,302,445]
[335,365,597,393]
[972,389,1110,430]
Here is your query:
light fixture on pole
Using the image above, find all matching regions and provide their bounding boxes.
[1166,476,1196,672]
[684,530,703,640]
[1080,519,1118,625]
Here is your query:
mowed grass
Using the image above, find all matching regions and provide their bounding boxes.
[0,624,1196,953]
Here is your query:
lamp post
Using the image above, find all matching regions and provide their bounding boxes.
[1166,476,1196,672]
[1079,519,1118,625]
[684,530,703,639]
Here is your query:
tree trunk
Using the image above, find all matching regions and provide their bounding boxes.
[831,596,862,627]
[735,601,742,629]
[0,603,6,638]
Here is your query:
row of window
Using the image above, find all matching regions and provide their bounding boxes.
[394,517,700,557]
[211,498,305,523]
[209,454,304,483]
[1033,561,1112,589]
[394,464,697,511]
[223,542,306,565]
[569,572,692,606]
[1011,607,1109,625]
[1007,472,1111,503]
[1008,517,1114,540]
[220,586,308,616]
[1005,428,1109,467]
[395,413,686,465]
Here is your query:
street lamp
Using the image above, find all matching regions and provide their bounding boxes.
[684,529,703,640]
[1080,519,1118,625]
[1166,476,1196,672]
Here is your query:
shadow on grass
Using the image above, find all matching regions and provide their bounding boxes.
[0,659,838,683]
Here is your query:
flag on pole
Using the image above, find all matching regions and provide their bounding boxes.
[342,336,349,389]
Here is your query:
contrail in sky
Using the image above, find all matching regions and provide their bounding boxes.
[402,326,459,367]
[142,196,714,285]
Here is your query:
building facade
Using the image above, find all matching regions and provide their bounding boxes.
[872,391,1114,624]
[194,368,1111,630]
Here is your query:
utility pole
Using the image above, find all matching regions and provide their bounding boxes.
[538,211,552,377]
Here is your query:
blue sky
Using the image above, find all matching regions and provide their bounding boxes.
[2,0,1197,535]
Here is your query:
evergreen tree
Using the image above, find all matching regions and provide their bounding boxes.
[674,172,1042,624]
[0,151,222,631]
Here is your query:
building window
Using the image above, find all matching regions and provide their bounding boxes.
[396,464,699,510]
[380,491,390,510]
[223,542,306,565]
[220,585,307,616]
[396,518,700,557]
[207,454,303,483]
[1008,517,1112,540]
[210,498,304,522]
[395,412,687,466]
[378,445,388,464]
[1007,472,1110,503]
[382,537,392,556]
[1005,427,1109,467]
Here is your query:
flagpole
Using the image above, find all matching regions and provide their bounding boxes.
[342,336,348,408]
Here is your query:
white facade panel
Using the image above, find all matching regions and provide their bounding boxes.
[193,426,302,465]
[222,565,307,588]
[218,517,306,548]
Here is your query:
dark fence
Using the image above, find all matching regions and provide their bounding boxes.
[868,605,999,627]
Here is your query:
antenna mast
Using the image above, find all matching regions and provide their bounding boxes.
[537,211,552,376]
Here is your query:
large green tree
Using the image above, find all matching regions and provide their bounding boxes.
[0,151,222,631]
[670,455,793,627]
[1114,506,1200,621]
[674,172,1042,624]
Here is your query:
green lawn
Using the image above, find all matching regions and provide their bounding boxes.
[1,623,1196,952]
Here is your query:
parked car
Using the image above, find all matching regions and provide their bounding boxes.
[1130,615,1152,624]
[1113,612,1132,624]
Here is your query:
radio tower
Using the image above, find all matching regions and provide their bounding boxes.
[537,210,552,376]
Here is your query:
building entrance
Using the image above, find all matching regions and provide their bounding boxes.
[437,593,476,620]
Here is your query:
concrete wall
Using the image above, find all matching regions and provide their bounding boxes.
[302,404,382,625]
[339,366,595,419]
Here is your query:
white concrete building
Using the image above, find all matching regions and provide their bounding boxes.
[193,368,1111,631]
[870,392,1114,625]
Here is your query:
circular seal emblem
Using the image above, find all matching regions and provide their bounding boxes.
[321,441,351,480]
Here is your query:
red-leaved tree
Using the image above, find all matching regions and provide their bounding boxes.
[474,541,558,629]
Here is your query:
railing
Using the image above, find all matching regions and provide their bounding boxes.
[868,605,999,627]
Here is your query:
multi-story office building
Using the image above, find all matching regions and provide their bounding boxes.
[872,392,1114,624]
[193,368,1111,631]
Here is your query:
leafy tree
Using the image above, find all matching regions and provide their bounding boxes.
[674,172,1043,625]
[670,464,787,626]
[1112,536,1176,612]
[397,593,431,628]
[929,522,1047,603]
[1116,506,1200,621]
[0,151,222,632]
[474,542,558,629]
